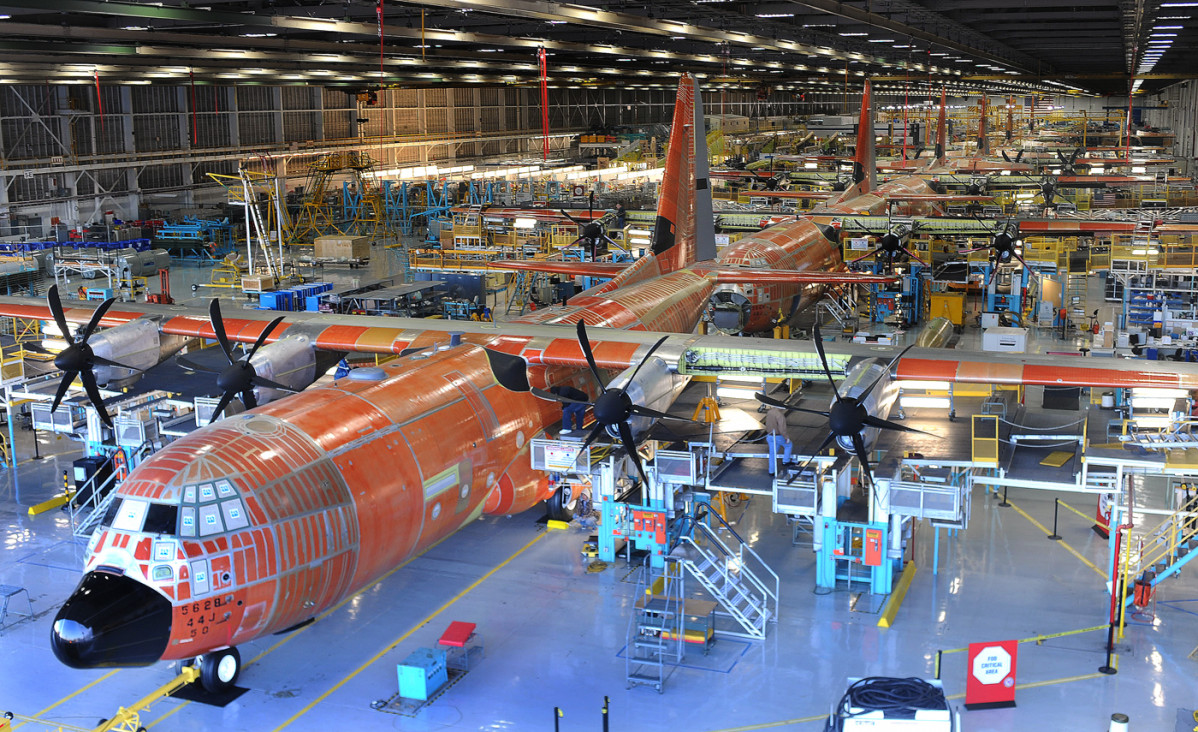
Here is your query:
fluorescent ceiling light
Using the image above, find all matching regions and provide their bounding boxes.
[838,32,868,36]
[1161,2,1198,6]
[756,12,794,17]
[1153,24,1184,28]
[868,38,895,43]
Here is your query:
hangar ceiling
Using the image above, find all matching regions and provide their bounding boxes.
[0,0,1189,96]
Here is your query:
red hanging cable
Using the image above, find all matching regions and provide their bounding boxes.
[189,70,198,146]
[901,68,909,161]
[376,0,385,83]
[93,70,104,135]
[538,48,549,161]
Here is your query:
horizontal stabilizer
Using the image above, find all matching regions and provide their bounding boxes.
[488,260,629,278]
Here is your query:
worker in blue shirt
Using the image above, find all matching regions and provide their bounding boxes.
[550,384,588,434]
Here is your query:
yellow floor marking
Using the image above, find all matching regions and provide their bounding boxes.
[878,563,917,628]
[272,531,548,731]
[14,669,120,729]
[145,530,470,728]
[1040,451,1073,468]
[1056,499,1093,523]
[1005,498,1108,581]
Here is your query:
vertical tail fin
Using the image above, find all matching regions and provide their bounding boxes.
[852,79,876,193]
[934,87,947,161]
[692,79,717,263]
[651,74,712,273]
[977,94,990,156]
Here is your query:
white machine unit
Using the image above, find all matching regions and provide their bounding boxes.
[981,326,1028,353]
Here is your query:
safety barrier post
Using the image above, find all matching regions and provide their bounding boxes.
[1048,499,1061,541]
[554,707,563,732]
[1099,622,1117,675]
[934,650,942,680]
[602,696,610,732]
[999,485,1009,508]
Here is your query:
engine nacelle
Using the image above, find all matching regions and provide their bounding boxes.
[832,358,899,453]
[248,335,316,406]
[90,319,163,388]
[603,356,689,441]
[707,287,753,335]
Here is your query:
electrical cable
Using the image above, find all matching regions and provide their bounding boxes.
[825,677,948,732]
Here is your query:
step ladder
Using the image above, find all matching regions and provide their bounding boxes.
[678,508,779,640]
[625,558,686,693]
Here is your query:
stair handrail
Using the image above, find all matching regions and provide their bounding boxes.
[690,506,780,620]
[1129,494,1198,575]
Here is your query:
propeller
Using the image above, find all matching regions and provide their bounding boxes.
[962,215,1039,284]
[531,320,696,485]
[1038,174,1059,208]
[847,207,926,271]
[45,284,141,427]
[560,202,627,255]
[755,321,933,486]
[200,299,293,424]
[1000,149,1025,164]
[1055,147,1082,175]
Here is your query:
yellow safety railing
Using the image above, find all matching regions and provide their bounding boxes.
[1125,494,1198,584]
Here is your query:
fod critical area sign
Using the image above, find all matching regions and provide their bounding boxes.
[964,640,1018,710]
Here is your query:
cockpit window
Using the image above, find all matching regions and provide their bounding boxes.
[111,499,148,531]
[143,504,179,535]
[101,498,122,527]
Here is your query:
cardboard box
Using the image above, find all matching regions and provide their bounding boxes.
[314,235,370,260]
[241,275,275,292]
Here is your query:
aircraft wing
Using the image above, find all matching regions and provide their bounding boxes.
[695,267,898,285]
[487,260,630,278]
[5,296,1198,389]
[881,193,994,202]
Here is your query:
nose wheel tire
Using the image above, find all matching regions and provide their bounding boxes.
[197,646,241,693]
[547,485,576,522]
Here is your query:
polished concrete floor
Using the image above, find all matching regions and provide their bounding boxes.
[1,409,1196,731]
[1,255,1196,730]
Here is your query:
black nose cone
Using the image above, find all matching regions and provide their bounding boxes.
[51,571,172,669]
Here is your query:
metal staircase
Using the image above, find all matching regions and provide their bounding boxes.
[677,508,779,640]
[819,287,858,330]
[71,469,121,539]
[1126,492,1198,596]
[625,558,686,693]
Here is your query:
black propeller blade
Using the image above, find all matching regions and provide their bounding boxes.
[533,321,697,485]
[45,284,142,427]
[967,215,1038,285]
[204,299,292,424]
[757,321,935,486]
[560,208,627,254]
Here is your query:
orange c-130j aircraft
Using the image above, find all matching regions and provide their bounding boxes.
[7,74,1198,695]
[7,74,905,693]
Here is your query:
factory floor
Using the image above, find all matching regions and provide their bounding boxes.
[1,256,1195,730]
[2,439,1196,732]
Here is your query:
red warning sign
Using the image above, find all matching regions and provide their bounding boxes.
[964,640,1018,710]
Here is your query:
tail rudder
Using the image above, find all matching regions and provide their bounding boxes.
[852,79,876,193]
[651,74,712,273]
